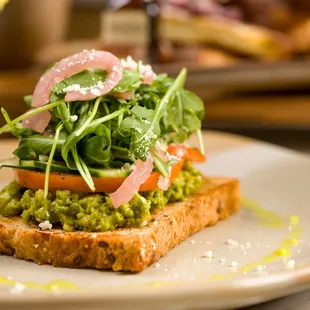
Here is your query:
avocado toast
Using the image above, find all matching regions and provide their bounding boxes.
[0,50,240,271]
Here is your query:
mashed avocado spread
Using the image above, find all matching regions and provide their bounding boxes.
[0,162,202,232]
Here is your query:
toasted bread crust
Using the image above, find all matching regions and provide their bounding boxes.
[0,177,240,272]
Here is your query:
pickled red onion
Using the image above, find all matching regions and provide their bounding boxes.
[32,50,123,106]
[110,155,154,208]
[25,50,123,132]
[157,172,171,191]
[113,90,134,100]
[22,110,51,133]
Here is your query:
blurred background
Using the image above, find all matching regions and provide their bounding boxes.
[1,0,310,151]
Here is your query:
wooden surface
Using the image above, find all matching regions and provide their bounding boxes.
[0,131,309,309]
[206,94,310,126]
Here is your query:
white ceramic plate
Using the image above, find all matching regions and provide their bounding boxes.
[0,134,310,310]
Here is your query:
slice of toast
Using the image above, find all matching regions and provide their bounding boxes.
[0,177,240,272]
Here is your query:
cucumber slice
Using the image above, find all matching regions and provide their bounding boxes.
[89,168,131,178]
[0,158,72,173]
[0,157,131,178]
[20,160,71,174]
[20,161,131,177]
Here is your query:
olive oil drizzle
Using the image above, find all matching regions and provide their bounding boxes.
[208,199,302,280]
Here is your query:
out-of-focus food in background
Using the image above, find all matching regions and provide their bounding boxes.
[0,0,70,69]
[2,0,310,68]
[77,0,310,68]
[2,0,310,140]
[157,0,310,67]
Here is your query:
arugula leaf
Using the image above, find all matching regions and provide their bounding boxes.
[1,108,33,138]
[82,124,111,166]
[61,108,127,169]
[73,102,90,130]
[137,92,160,112]
[75,97,101,136]
[138,74,172,95]
[162,91,183,137]
[52,69,107,94]
[66,106,125,191]
[180,89,204,121]
[61,98,102,174]
[49,92,64,103]
[153,154,170,177]
[57,101,74,133]
[0,100,63,135]
[112,69,141,94]
[162,88,204,143]
[71,145,95,191]
[183,108,201,131]
[14,133,67,160]
[120,112,159,161]
[121,116,152,138]
[131,106,153,120]
[44,123,64,197]
[111,145,131,160]
[128,68,187,161]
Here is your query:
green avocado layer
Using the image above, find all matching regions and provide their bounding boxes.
[0,162,202,232]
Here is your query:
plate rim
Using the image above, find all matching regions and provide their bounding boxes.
[0,265,310,306]
[0,133,310,308]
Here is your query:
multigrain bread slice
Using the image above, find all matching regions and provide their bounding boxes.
[0,177,240,272]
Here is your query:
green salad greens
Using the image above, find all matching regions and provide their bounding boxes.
[0,65,204,195]
[0,52,206,232]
